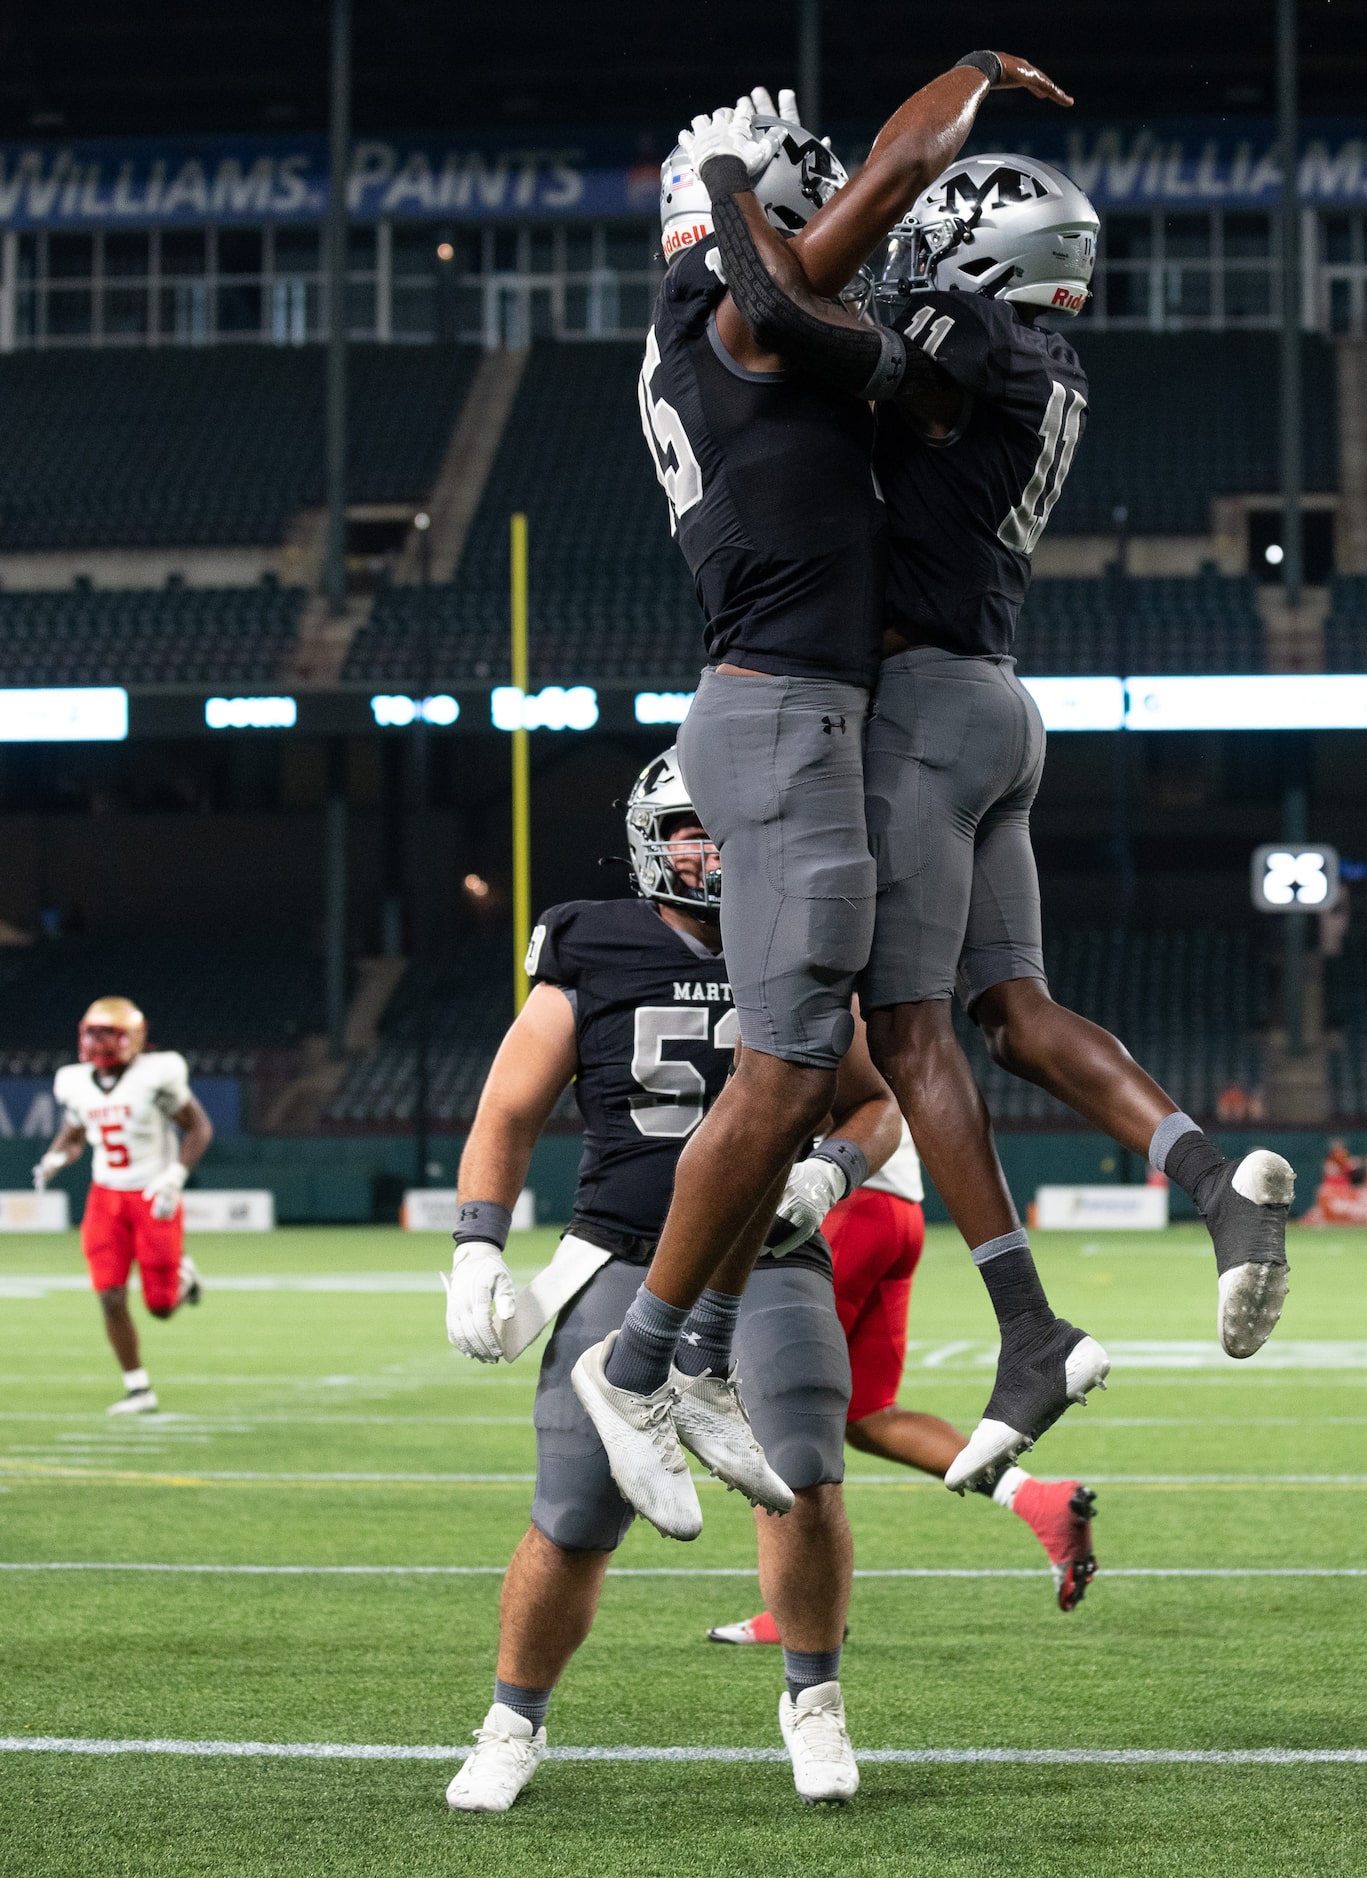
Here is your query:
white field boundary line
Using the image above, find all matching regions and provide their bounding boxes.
[4,1463,1367,1487]
[2,1562,1366,1580]
[2,1736,1364,1766]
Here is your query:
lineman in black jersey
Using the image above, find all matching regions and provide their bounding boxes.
[442,752,901,1811]
[692,136,1295,1486]
[593,61,1073,1540]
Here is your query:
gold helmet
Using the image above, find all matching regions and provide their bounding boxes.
[79,997,147,1070]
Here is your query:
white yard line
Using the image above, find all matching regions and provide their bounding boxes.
[3,1462,1366,1487]
[1,1735,1363,1766]
[1,1562,1364,1579]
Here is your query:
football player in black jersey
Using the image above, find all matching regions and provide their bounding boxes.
[442,751,901,1810]
[681,113,1295,1489]
[585,56,1075,1540]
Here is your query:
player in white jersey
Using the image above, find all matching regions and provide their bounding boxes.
[707,1119,1098,1639]
[34,997,214,1415]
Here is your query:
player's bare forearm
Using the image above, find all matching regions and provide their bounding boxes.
[172,1095,214,1170]
[793,54,1073,298]
[44,1122,86,1167]
[457,984,577,1208]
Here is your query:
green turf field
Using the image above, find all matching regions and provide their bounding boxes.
[1,1222,1365,1877]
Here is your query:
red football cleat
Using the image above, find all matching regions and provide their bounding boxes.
[1012,1477,1098,1612]
[707,1609,781,1645]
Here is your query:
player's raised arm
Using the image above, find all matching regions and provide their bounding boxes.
[444,983,578,1363]
[768,1008,903,1257]
[794,55,1072,299]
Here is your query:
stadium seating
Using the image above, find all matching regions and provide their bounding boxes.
[1326,936,1367,1119]
[1323,575,1367,673]
[0,578,303,686]
[322,920,1271,1130]
[1054,331,1338,535]
[0,938,325,1077]
[324,931,578,1127]
[1014,566,1264,676]
[342,342,703,685]
[0,344,480,550]
[959,926,1270,1123]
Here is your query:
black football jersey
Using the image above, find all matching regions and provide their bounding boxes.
[528,895,828,1274]
[639,234,888,688]
[875,292,1088,659]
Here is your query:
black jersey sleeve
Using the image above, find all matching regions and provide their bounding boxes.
[525,902,587,991]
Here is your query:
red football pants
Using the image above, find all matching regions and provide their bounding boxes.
[81,1184,184,1311]
[824,1186,926,1423]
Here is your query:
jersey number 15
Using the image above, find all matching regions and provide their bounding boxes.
[638,329,703,537]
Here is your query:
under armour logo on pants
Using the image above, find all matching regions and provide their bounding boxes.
[822,715,847,735]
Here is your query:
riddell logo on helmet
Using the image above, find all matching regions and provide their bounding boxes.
[1052,286,1088,312]
[663,222,709,257]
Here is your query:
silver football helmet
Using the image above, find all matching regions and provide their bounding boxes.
[625,747,721,917]
[659,117,848,261]
[878,154,1098,319]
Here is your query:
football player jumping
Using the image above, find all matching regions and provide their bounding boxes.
[442,751,901,1810]
[709,1121,1098,1644]
[674,84,1295,1490]
[580,53,1074,1542]
[34,997,213,1415]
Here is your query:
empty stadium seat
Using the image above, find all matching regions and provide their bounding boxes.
[343,342,703,685]
[0,579,304,686]
[0,937,326,1077]
[1056,332,1338,536]
[0,345,480,551]
[1323,575,1367,673]
[1015,565,1264,675]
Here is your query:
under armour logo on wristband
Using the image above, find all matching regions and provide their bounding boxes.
[822,715,846,735]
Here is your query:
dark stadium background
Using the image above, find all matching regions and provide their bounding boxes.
[0,0,1365,1222]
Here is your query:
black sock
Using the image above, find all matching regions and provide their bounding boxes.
[972,1228,1054,1338]
[1162,1128,1227,1214]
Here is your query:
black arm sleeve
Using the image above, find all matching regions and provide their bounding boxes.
[700,154,906,402]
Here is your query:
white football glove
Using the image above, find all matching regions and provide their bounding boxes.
[676,101,785,184]
[746,86,800,125]
[442,1241,517,1364]
[143,1160,188,1220]
[32,1151,67,1193]
[768,1156,849,1258]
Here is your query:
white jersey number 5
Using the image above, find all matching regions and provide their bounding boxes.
[630,1005,739,1138]
[638,328,703,537]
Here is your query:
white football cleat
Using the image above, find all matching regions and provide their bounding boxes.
[671,1365,794,1516]
[570,1333,703,1541]
[1211,1151,1294,1358]
[108,1387,158,1416]
[445,1703,546,1813]
[177,1254,203,1307]
[779,1680,859,1804]
[945,1332,1111,1493]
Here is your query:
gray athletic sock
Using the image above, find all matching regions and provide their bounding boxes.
[672,1287,741,1378]
[1149,1110,1202,1175]
[493,1678,552,1731]
[783,1646,843,1700]
[603,1284,690,1395]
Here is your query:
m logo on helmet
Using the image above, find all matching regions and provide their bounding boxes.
[943,165,1045,214]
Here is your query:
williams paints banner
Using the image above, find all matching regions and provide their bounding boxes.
[0,132,662,230]
[0,119,1364,230]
